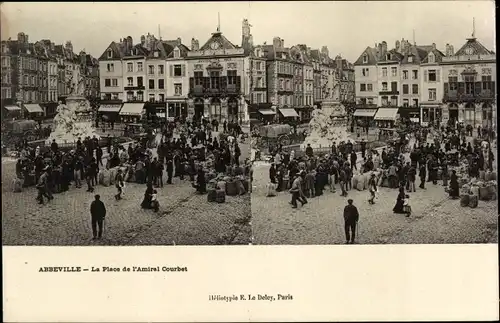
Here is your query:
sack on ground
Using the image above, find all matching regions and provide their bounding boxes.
[101,170,111,187]
[460,194,470,207]
[237,180,246,195]
[217,181,226,191]
[226,180,239,196]
[12,178,22,192]
[216,189,226,203]
[468,195,478,208]
[479,186,491,200]
[356,178,365,191]
[207,188,217,202]
[352,176,359,188]
[470,186,479,197]
[109,168,117,185]
[266,183,277,197]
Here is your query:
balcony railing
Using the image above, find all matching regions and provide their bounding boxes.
[124,85,145,90]
[188,76,241,97]
[379,90,399,95]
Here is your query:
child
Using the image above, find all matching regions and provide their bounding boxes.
[151,189,159,212]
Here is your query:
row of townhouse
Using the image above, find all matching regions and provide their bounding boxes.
[353,33,495,128]
[1,32,99,120]
[97,19,356,124]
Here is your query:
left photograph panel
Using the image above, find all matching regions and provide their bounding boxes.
[1,3,252,246]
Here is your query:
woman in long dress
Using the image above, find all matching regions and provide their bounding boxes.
[448,170,460,199]
[141,183,154,209]
[393,186,409,214]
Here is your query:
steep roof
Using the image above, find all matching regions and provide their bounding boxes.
[421,47,445,63]
[199,31,237,50]
[98,41,125,60]
[377,48,403,63]
[166,43,190,58]
[353,46,379,65]
[261,44,275,59]
[454,37,494,56]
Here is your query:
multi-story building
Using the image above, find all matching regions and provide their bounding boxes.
[165,38,190,120]
[186,28,248,123]
[376,42,403,107]
[311,48,323,107]
[98,40,126,121]
[441,34,496,128]
[79,51,100,102]
[1,40,14,114]
[354,46,379,106]
[420,43,445,126]
[248,45,268,105]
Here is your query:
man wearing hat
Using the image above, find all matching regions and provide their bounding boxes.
[343,199,359,244]
[367,172,378,204]
[90,194,106,240]
[36,166,53,205]
[115,168,125,200]
[289,170,307,208]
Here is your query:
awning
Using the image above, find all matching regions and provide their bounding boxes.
[279,108,299,118]
[410,118,420,123]
[99,104,122,113]
[156,113,166,118]
[374,108,399,121]
[24,104,44,114]
[353,109,377,117]
[119,103,144,116]
[258,109,276,115]
[4,105,21,111]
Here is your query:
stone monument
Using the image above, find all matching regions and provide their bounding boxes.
[45,76,100,145]
[301,98,353,149]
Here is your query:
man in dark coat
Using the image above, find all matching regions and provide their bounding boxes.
[90,194,106,240]
[343,199,359,244]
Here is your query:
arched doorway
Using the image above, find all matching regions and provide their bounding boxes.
[227,97,239,123]
[448,103,459,125]
[210,98,221,122]
[464,102,475,126]
[482,103,493,129]
[194,98,204,121]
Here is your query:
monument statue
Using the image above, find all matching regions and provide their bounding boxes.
[45,74,99,145]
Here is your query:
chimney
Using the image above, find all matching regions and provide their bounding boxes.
[445,43,450,56]
[281,39,284,47]
[65,41,73,53]
[450,45,454,56]
[321,46,329,57]
[177,37,182,46]
[432,43,436,50]
[273,37,281,48]
[141,35,146,45]
[50,42,55,51]
[335,55,343,69]
[377,43,383,58]
[381,41,387,56]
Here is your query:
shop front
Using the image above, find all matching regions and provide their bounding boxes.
[166,98,188,122]
[353,108,377,128]
[294,106,313,124]
[2,105,21,120]
[374,108,399,128]
[98,102,123,123]
[398,107,420,124]
[278,106,299,122]
[40,102,59,119]
[257,105,276,124]
[119,103,146,124]
[23,103,45,120]
[420,103,442,127]
[144,102,167,124]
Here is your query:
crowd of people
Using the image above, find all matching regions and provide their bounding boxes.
[267,123,495,216]
[13,117,248,210]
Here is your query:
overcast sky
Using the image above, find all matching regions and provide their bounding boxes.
[0,1,495,62]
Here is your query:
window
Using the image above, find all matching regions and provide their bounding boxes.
[449,76,458,90]
[391,67,397,77]
[227,70,237,85]
[154,51,159,58]
[210,71,220,89]
[386,53,391,60]
[112,79,118,87]
[149,94,155,102]
[428,54,434,63]
[107,63,114,72]
[137,92,143,101]
[464,75,474,94]
[279,79,284,90]
[381,96,388,106]
[256,62,262,70]
[127,63,133,72]
[391,81,397,92]
[367,98,374,104]
[194,71,203,85]
[403,99,409,107]
[174,49,180,58]
[105,79,111,87]
[402,70,408,79]
[412,70,418,80]
[382,82,388,91]
[137,76,143,87]
[482,75,492,90]
[382,67,387,77]
[362,68,369,77]
[127,77,133,86]
[149,79,155,89]
[367,84,373,91]
[112,93,119,100]
[107,49,113,59]
[174,65,182,76]
[390,96,397,106]
[403,84,409,94]
[428,70,437,82]
[428,88,437,101]
[363,54,368,63]
[137,62,143,72]
[256,93,263,103]
[360,84,366,91]
[408,56,413,63]
[174,83,182,95]
[412,84,418,94]
[159,65,164,75]
[159,94,165,101]
[412,99,419,107]
[158,79,164,89]
[148,65,154,74]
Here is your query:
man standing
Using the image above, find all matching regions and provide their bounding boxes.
[36,166,53,205]
[289,171,307,208]
[343,199,359,244]
[115,169,124,200]
[90,194,106,240]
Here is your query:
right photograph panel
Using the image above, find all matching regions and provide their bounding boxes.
[250,33,497,245]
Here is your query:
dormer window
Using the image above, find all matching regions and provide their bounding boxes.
[408,56,413,63]
[428,54,434,63]
[107,49,113,59]
[154,51,159,58]
[174,48,180,58]
[362,54,368,63]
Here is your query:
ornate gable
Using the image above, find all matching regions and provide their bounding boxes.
[455,38,493,56]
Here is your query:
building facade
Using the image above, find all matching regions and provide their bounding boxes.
[165,38,190,120]
[354,46,379,105]
[441,35,496,129]
[186,29,248,123]
[420,44,445,125]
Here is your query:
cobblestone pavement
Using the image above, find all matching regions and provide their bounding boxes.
[2,134,251,246]
[251,161,498,245]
